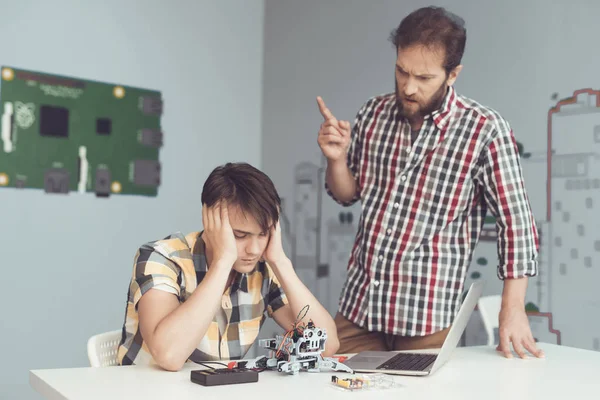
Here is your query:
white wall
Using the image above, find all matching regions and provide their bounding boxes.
[0,1,265,399]
[262,0,600,349]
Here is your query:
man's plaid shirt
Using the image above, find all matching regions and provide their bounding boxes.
[328,86,539,336]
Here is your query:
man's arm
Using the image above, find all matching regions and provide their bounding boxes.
[479,121,542,358]
[138,203,238,371]
[498,277,543,358]
[325,159,358,204]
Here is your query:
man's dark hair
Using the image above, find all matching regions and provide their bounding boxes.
[389,6,466,74]
[201,162,281,232]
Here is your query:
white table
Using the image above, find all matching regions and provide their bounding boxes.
[30,343,600,400]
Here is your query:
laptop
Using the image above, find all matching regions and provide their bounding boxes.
[344,281,484,376]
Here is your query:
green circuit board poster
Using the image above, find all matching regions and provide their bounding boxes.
[0,66,163,197]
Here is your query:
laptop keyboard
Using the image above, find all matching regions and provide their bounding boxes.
[377,353,437,371]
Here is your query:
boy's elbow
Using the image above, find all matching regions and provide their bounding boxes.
[157,354,185,372]
[323,337,340,357]
[152,347,186,372]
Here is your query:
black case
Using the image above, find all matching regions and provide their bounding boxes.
[190,368,259,386]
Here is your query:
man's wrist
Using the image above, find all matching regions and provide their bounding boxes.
[328,158,348,171]
[501,277,528,308]
[501,298,525,309]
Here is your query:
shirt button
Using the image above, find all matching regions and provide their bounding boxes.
[373,280,380,287]
[406,147,411,154]
[386,228,392,235]
[401,175,407,182]
[378,255,383,261]
[394,203,399,208]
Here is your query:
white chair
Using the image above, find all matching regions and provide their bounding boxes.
[87,330,122,367]
[477,295,501,346]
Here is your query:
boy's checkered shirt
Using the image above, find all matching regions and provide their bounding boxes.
[117,231,288,365]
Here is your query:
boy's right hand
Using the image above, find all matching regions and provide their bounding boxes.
[202,201,238,267]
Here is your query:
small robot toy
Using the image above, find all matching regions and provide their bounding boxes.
[240,317,353,375]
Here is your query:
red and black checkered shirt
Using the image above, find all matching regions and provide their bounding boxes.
[327,86,539,336]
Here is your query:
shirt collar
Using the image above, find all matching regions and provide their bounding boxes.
[430,85,457,131]
[230,272,249,294]
[393,85,457,132]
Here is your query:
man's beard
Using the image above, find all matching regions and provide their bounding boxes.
[395,79,448,121]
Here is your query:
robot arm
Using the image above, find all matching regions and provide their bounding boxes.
[318,357,354,373]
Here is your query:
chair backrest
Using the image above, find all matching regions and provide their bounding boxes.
[87,330,122,367]
[477,295,501,346]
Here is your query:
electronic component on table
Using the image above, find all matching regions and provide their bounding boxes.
[331,375,368,390]
[190,367,258,387]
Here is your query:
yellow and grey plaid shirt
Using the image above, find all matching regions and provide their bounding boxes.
[117,231,288,365]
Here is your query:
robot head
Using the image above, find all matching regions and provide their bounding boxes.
[301,326,327,353]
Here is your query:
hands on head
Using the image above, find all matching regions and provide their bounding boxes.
[202,201,287,267]
[202,201,238,266]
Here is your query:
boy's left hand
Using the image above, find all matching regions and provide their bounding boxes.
[264,221,288,266]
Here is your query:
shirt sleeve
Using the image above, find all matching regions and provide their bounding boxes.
[263,263,289,317]
[324,99,370,207]
[130,245,181,309]
[479,121,540,280]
